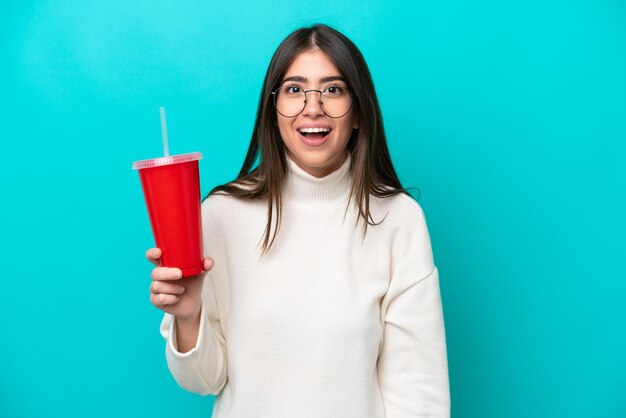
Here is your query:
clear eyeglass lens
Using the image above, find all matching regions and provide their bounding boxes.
[275,86,352,118]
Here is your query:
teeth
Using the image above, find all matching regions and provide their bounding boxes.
[299,127,330,133]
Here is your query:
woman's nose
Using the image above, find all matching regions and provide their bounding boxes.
[302,90,324,116]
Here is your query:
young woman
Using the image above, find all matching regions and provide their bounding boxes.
[146,24,450,417]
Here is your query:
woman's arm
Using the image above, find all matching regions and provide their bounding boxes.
[160,272,228,395]
[378,202,450,417]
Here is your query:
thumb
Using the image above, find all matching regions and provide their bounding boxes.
[203,257,215,272]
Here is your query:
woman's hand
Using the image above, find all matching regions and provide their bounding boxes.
[146,248,214,323]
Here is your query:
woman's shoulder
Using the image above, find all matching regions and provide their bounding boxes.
[364,191,433,251]
[201,183,268,222]
[372,191,428,227]
[202,190,257,214]
[201,192,231,211]
[373,192,435,271]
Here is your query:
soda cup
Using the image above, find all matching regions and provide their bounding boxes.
[132,152,204,277]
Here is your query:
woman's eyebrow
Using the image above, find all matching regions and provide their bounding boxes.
[282,75,345,83]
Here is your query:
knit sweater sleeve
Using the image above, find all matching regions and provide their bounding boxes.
[377,200,450,417]
[159,274,228,395]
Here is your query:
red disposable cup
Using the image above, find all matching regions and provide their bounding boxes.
[132,152,204,277]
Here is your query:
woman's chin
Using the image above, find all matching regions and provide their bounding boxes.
[287,150,348,178]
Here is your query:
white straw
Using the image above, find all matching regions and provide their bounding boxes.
[159,106,170,157]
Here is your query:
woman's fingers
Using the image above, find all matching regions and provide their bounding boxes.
[145,248,162,266]
[151,266,183,281]
[147,249,214,273]
[147,252,210,314]
[150,280,185,295]
[150,292,179,307]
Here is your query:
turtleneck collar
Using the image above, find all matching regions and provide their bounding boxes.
[283,153,353,205]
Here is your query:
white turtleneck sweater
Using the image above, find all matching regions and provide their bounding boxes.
[160,155,450,417]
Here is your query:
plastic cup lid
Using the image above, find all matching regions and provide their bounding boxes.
[132,152,203,170]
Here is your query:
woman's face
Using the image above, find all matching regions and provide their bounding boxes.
[276,49,358,178]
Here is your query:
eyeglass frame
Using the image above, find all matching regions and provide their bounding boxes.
[270,84,356,119]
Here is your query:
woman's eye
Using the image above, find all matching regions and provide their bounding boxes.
[285,86,302,94]
[325,86,345,95]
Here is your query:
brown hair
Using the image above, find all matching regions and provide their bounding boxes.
[206,24,410,254]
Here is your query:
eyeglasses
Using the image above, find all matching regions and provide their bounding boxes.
[271,84,354,118]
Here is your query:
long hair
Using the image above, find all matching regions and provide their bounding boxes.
[206,24,410,254]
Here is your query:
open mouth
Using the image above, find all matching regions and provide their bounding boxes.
[298,128,332,141]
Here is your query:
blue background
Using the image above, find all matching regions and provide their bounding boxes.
[1,1,625,417]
